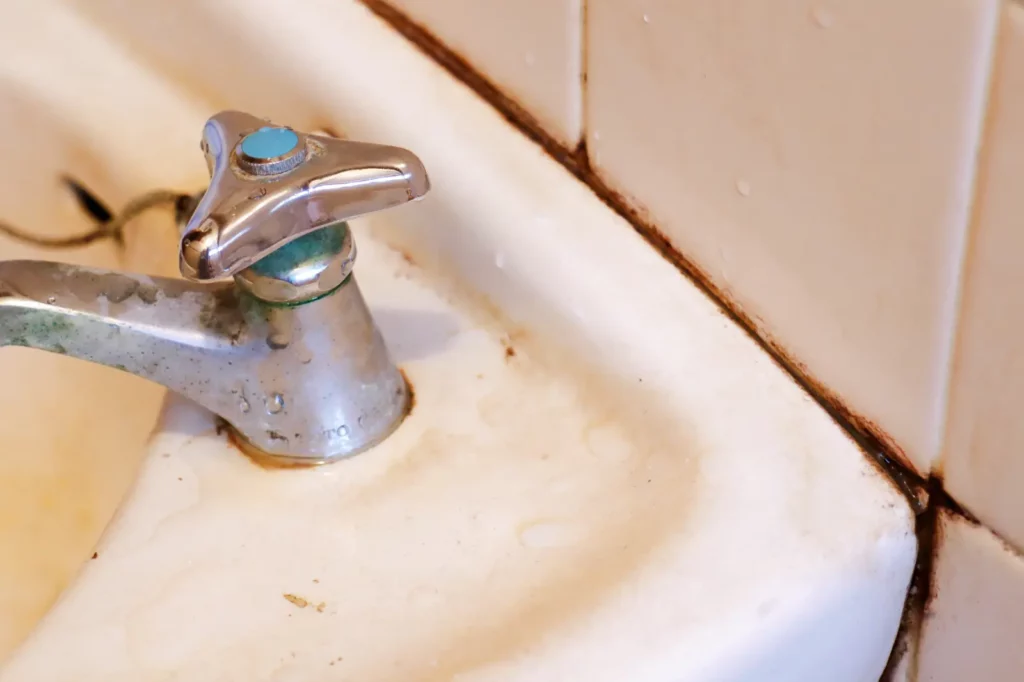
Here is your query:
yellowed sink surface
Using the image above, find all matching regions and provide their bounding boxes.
[0,30,190,650]
[0,2,915,681]
[0,233,166,656]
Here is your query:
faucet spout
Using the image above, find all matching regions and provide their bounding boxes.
[0,111,428,465]
[0,259,409,463]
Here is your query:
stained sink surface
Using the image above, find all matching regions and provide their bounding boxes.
[0,1,915,681]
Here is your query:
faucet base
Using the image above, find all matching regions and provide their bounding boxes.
[225,372,413,468]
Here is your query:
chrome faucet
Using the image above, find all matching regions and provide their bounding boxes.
[0,111,430,465]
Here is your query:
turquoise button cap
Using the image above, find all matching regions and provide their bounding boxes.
[240,126,299,160]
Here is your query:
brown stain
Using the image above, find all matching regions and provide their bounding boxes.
[883,30,1024,682]
[399,367,416,415]
[224,371,416,470]
[283,593,310,609]
[395,247,416,267]
[226,430,320,471]
[876,477,1011,680]
[878,476,943,681]
[282,594,326,612]
[214,417,230,437]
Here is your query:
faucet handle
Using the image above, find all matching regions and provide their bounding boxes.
[179,111,430,282]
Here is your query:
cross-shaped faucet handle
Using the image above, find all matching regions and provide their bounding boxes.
[179,111,430,282]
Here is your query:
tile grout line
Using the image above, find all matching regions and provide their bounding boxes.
[577,0,589,149]
[889,11,1018,679]
[879,475,944,682]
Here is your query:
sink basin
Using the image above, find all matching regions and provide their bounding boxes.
[0,214,163,659]
[0,17,193,653]
[0,2,916,681]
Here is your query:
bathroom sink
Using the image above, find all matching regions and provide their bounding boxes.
[0,2,916,681]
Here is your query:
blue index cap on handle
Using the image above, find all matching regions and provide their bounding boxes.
[240,127,300,160]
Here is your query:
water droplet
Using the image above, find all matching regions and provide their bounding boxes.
[811,6,834,28]
[735,179,751,197]
[524,51,536,66]
[494,252,506,269]
[46,296,56,304]
[518,520,587,549]
[249,187,267,200]
[592,130,602,141]
[643,13,650,23]
[239,398,251,413]
[268,393,285,414]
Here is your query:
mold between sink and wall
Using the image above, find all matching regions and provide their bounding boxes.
[358,2,1024,681]
[0,1,918,679]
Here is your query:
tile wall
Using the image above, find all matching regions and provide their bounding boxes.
[369,0,1024,679]
[383,0,583,147]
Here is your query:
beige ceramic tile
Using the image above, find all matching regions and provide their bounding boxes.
[586,0,999,474]
[943,2,1024,552]
[386,0,582,147]
[918,510,1024,682]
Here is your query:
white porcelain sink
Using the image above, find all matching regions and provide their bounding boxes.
[0,2,916,680]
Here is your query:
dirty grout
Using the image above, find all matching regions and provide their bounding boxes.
[357,2,998,677]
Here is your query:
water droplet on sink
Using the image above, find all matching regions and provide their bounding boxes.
[811,6,835,28]
[46,296,56,304]
[494,252,506,269]
[643,13,650,23]
[239,397,251,413]
[524,51,536,66]
[519,520,587,549]
[268,393,285,414]
[735,179,751,197]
